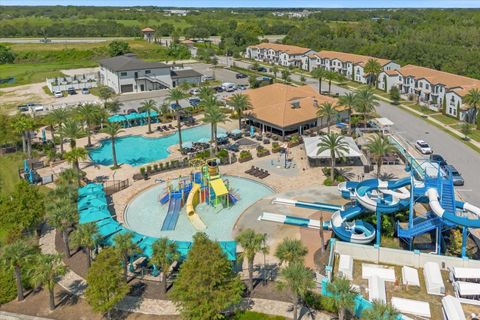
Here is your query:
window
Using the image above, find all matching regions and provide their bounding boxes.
[120,72,127,76]
[426,84,429,90]
[145,70,151,74]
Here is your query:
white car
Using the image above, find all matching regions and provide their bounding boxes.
[415,140,433,154]
[54,91,63,98]
[189,88,200,95]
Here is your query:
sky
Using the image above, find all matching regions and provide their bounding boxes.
[2,0,480,7]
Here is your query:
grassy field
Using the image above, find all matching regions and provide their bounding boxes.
[430,114,460,126]
[0,153,22,194]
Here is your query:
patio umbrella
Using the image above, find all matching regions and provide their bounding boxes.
[216,133,227,139]
[79,208,111,224]
[231,129,242,135]
[78,197,108,211]
[197,137,210,144]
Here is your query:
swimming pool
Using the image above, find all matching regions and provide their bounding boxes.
[89,125,226,166]
[124,176,274,241]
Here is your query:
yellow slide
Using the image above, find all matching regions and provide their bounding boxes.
[186,183,206,230]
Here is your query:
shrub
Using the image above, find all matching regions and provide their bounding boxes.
[159,163,164,170]
[153,164,159,171]
[239,150,252,159]
[140,167,146,176]
[217,149,228,160]
[0,266,16,304]
[324,177,334,186]
[146,165,152,173]
[319,296,338,313]
[233,311,285,320]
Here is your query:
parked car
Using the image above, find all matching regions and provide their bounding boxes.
[17,104,29,112]
[258,67,267,72]
[415,140,433,154]
[235,73,247,79]
[202,75,214,82]
[213,86,224,93]
[222,82,237,92]
[430,154,447,169]
[189,88,200,95]
[227,143,239,152]
[54,91,63,98]
[189,98,201,107]
[237,84,248,90]
[67,87,76,95]
[446,165,464,186]
[82,88,90,94]
[170,103,181,110]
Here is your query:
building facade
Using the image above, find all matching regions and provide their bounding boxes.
[246,43,315,69]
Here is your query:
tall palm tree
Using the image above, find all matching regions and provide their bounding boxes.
[277,262,316,320]
[113,232,141,282]
[140,99,158,134]
[235,229,269,293]
[281,69,290,83]
[366,134,396,177]
[202,96,228,146]
[338,92,356,126]
[316,102,338,133]
[325,71,338,94]
[47,108,69,154]
[150,238,180,293]
[364,58,383,87]
[167,88,188,150]
[11,115,35,158]
[71,222,100,268]
[317,133,349,182]
[102,123,123,168]
[198,86,214,101]
[271,65,279,80]
[30,254,67,310]
[229,93,252,130]
[362,299,399,320]
[312,67,327,93]
[105,99,123,114]
[1,240,37,301]
[77,103,101,147]
[274,238,308,266]
[64,147,88,175]
[464,88,480,128]
[327,276,358,320]
[61,119,83,149]
[354,86,379,128]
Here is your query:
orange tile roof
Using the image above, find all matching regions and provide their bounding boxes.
[241,83,341,128]
[315,50,392,67]
[248,43,312,55]
[384,69,399,76]
[141,27,155,32]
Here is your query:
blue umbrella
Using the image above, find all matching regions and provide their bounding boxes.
[78,197,107,211]
[79,208,111,224]
[41,129,46,143]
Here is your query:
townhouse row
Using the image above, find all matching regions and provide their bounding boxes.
[245,43,480,122]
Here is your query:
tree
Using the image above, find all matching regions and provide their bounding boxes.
[61,119,83,149]
[277,262,316,320]
[139,99,157,134]
[108,40,130,57]
[85,248,129,319]
[364,59,382,87]
[1,240,37,301]
[235,229,268,293]
[202,96,228,148]
[11,115,35,158]
[317,133,349,182]
[248,75,259,88]
[169,233,244,320]
[389,86,400,105]
[150,238,180,294]
[325,71,338,94]
[167,88,188,150]
[47,108,69,154]
[102,123,123,168]
[312,68,327,94]
[0,44,15,64]
[362,299,399,320]
[229,93,252,130]
[281,69,290,83]
[354,87,379,127]
[71,223,100,268]
[98,86,115,107]
[463,88,480,128]
[271,65,279,80]
[366,134,396,177]
[316,102,337,134]
[327,276,358,320]
[460,122,472,140]
[64,147,88,175]
[198,86,214,101]
[77,104,101,147]
[275,238,308,266]
[30,254,67,310]
[105,99,122,114]
[112,232,141,282]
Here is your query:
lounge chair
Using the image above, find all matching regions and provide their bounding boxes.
[162,125,168,130]
[168,124,175,129]
[252,168,264,178]
[258,169,270,179]
[245,166,255,174]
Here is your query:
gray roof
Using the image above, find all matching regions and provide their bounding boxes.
[99,54,168,72]
[170,69,203,79]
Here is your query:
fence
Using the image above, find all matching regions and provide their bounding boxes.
[46,73,98,93]
[334,240,480,270]
[103,179,130,196]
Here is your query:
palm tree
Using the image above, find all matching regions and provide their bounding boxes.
[1,240,37,301]
[140,99,158,134]
[338,92,356,125]
[274,238,308,266]
[362,299,399,320]
[317,133,349,182]
[167,88,188,150]
[271,65,279,80]
[150,238,180,293]
[281,69,290,83]
[46,198,78,258]
[77,103,101,147]
[47,108,69,154]
[463,88,480,127]
[198,86,214,101]
[316,102,338,133]
[56,168,80,187]
[354,87,379,128]
[71,223,100,268]
[61,119,83,149]
[202,96,228,147]
[64,147,88,175]
[105,99,123,114]
[364,58,383,87]
[113,232,141,282]
[229,93,252,130]
[327,276,358,320]
[312,67,327,94]
[11,115,35,158]
[325,71,338,94]
[235,229,269,293]
[102,123,123,168]
[30,254,67,310]
[366,134,396,177]
[277,262,316,320]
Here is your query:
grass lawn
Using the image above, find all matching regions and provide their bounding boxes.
[0,153,23,194]
[451,124,480,142]
[430,114,460,126]
[233,311,285,320]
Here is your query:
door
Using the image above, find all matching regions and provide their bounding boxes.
[120,84,133,93]
[140,84,145,92]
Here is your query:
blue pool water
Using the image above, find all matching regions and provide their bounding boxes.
[89,125,226,166]
[124,176,274,241]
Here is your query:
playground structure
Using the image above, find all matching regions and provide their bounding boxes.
[260,156,480,257]
[159,158,239,232]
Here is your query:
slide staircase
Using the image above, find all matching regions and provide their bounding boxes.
[397,215,443,239]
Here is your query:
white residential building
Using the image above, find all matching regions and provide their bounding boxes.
[246,43,316,69]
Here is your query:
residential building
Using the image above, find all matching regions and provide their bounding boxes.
[246,43,315,69]
[99,54,202,94]
[239,83,346,138]
[307,51,400,85]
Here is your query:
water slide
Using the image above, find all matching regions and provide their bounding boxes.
[185,183,206,230]
[273,198,343,212]
[354,177,411,213]
[161,194,182,231]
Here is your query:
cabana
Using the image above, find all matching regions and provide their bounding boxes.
[368,275,386,303]
[303,136,363,167]
[424,262,445,296]
[402,266,420,287]
[338,254,353,280]
[391,297,431,318]
[449,267,480,283]
[441,295,466,320]
[453,281,480,300]
[362,263,396,282]
[370,117,394,133]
